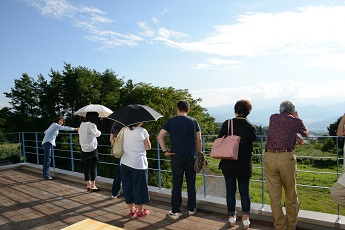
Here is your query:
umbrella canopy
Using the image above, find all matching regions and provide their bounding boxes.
[107,104,163,126]
[74,104,113,118]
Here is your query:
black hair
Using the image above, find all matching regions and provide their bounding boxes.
[177,100,190,112]
[85,112,99,126]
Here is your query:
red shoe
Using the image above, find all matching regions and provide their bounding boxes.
[136,209,150,218]
[129,208,138,218]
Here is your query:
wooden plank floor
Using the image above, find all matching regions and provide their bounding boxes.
[0,167,281,230]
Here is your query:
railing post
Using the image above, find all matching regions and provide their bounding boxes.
[70,133,75,173]
[18,132,23,164]
[261,136,265,208]
[21,132,26,163]
[35,133,39,165]
[202,135,207,198]
[156,138,162,189]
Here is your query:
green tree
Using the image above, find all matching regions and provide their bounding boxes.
[4,73,39,117]
[327,116,344,152]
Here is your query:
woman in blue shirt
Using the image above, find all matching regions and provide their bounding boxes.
[42,117,79,180]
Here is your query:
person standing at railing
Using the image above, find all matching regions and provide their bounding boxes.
[109,121,124,198]
[120,122,151,218]
[330,113,345,207]
[217,99,257,229]
[265,100,309,230]
[157,100,202,220]
[42,117,79,180]
[78,112,101,192]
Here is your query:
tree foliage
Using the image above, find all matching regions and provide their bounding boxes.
[2,63,217,136]
[327,116,344,150]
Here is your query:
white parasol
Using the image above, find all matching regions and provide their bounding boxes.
[74,104,113,118]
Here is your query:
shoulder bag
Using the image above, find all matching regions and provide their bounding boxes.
[210,119,240,160]
[112,127,125,158]
[193,119,208,172]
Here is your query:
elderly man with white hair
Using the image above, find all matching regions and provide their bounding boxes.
[265,100,309,230]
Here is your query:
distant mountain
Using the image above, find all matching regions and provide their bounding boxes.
[206,101,345,134]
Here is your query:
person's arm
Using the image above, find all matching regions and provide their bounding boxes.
[293,111,309,137]
[157,129,174,157]
[90,124,101,137]
[296,134,304,145]
[144,137,151,150]
[196,130,202,153]
[110,133,115,144]
[337,114,345,136]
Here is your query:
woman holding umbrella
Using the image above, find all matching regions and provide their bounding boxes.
[78,112,101,192]
[120,122,151,218]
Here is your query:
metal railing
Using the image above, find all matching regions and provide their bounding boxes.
[1,132,344,219]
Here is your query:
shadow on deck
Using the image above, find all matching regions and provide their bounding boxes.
[0,166,280,230]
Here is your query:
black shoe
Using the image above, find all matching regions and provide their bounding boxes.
[90,188,100,192]
[44,176,53,180]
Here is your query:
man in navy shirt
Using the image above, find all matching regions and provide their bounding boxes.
[157,100,202,219]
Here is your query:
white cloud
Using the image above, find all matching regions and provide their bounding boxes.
[152,17,159,24]
[192,79,345,108]
[156,6,345,57]
[25,0,143,49]
[309,53,345,71]
[157,28,187,39]
[26,0,76,19]
[138,22,154,37]
[192,58,245,70]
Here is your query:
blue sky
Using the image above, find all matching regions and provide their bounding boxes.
[2,0,345,112]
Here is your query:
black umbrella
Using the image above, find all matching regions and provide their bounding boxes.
[107,104,164,126]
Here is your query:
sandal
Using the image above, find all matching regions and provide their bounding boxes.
[136,209,150,218]
[130,208,138,218]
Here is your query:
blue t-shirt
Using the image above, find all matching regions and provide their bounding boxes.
[162,116,200,157]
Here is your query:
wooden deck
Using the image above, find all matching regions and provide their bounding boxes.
[0,167,284,230]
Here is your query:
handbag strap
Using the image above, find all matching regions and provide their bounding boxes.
[228,119,234,136]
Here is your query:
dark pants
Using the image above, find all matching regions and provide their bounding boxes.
[112,158,122,196]
[170,155,196,213]
[83,156,98,181]
[120,164,150,205]
[224,176,251,216]
[42,142,53,179]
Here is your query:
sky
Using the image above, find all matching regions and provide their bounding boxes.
[2,0,345,113]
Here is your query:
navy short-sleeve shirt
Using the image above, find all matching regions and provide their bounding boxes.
[162,115,200,157]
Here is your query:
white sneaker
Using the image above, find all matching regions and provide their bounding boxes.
[188,209,197,215]
[228,217,236,226]
[242,219,250,229]
[168,211,182,219]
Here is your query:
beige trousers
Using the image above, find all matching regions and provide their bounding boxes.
[264,152,299,230]
[330,176,345,208]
